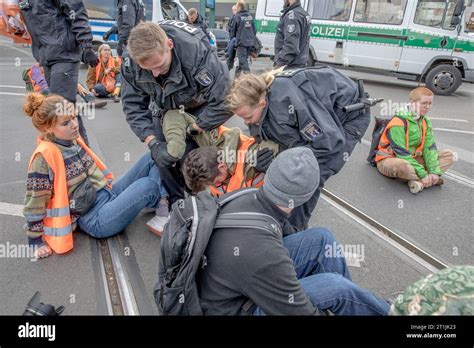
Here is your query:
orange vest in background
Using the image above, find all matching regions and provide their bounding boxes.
[28,136,113,254]
[209,127,265,197]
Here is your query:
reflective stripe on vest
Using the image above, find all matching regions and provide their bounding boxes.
[209,127,263,197]
[28,136,114,253]
[375,117,427,163]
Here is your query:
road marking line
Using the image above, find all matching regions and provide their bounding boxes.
[0,41,31,56]
[433,127,474,135]
[0,92,25,96]
[0,85,25,89]
[429,117,468,123]
[0,202,24,217]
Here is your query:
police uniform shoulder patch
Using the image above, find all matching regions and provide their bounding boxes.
[287,24,295,33]
[301,121,322,141]
[195,68,214,87]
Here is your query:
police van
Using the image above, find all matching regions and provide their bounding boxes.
[256,0,474,95]
[84,0,188,45]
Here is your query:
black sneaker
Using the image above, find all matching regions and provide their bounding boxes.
[93,101,107,109]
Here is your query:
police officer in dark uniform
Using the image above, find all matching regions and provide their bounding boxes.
[231,67,371,230]
[117,0,146,57]
[20,0,99,145]
[274,0,311,69]
[185,8,211,41]
[230,1,256,76]
[121,20,232,204]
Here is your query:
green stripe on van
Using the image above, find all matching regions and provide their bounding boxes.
[256,19,474,52]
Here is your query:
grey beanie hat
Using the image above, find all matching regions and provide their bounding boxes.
[262,147,320,208]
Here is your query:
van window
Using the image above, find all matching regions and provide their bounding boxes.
[465,0,474,33]
[265,0,286,17]
[414,0,460,30]
[83,0,115,20]
[162,1,187,21]
[354,0,407,25]
[308,0,352,21]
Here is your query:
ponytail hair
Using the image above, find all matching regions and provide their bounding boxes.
[226,67,284,111]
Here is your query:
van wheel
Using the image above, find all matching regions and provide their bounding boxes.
[425,64,462,96]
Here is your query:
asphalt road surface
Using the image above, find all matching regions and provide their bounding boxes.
[0,38,472,315]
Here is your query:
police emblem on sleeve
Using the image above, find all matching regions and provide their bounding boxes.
[301,121,322,141]
[195,68,214,87]
[287,24,295,33]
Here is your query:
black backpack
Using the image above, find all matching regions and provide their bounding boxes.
[367,116,407,166]
[154,188,278,315]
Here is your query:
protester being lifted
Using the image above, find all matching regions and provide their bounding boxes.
[374,87,454,194]
[86,44,122,103]
[157,147,390,315]
[116,0,146,57]
[274,0,311,69]
[121,21,232,216]
[20,0,99,145]
[227,66,370,230]
[23,93,168,259]
[230,1,256,76]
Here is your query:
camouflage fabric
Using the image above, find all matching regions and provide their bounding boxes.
[390,266,474,315]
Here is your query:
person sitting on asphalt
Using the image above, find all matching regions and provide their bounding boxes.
[22,92,169,259]
[86,44,122,103]
[195,147,390,315]
[226,66,370,231]
[23,62,107,109]
[375,87,454,194]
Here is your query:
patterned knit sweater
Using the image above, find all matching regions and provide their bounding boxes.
[24,138,108,246]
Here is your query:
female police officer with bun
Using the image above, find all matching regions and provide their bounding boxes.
[227,66,371,230]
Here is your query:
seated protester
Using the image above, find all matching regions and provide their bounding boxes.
[86,44,122,103]
[390,266,474,315]
[227,67,371,231]
[23,93,168,259]
[23,63,107,108]
[196,147,390,315]
[375,87,454,194]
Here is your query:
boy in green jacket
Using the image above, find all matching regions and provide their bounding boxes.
[375,87,454,194]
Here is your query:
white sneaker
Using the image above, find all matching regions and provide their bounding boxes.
[408,180,424,194]
[146,214,170,237]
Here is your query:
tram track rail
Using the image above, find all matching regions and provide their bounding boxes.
[321,188,449,273]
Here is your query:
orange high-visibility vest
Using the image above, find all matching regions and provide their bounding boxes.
[28,136,114,254]
[209,127,265,197]
[95,56,121,89]
[375,117,427,163]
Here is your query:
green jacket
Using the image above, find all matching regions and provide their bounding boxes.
[388,111,442,178]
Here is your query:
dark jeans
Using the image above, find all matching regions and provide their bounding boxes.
[253,228,390,315]
[236,46,250,77]
[43,61,89,145]
[226,37,236,70]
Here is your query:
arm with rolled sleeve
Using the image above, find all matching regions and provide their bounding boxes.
[193,51,233,131]
[274,15,302,67]
[422,118,443,175]
[58,0,94,50]
[121,64,156,142]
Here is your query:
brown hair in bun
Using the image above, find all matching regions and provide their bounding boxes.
[23,93,74,134]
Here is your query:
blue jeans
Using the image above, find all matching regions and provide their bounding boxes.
[254,228,390,316]
[94,73,122,97]
[226,37,236,69]
[78,152,167,238]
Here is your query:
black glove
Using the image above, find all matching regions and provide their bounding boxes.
[149,141,178,167]
[254,148,274,173]
[82,48,99,68]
